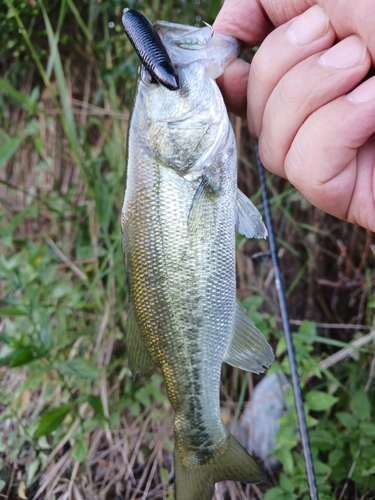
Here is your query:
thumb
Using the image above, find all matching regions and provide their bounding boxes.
[213,0,273,47]
[213,0,310,47]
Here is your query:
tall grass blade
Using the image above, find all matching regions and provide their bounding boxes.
[40,0,82,170]
[0,137,22,167]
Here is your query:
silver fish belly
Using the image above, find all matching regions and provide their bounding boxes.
[122,19,274,500]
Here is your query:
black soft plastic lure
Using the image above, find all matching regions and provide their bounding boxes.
[122,9,179,91]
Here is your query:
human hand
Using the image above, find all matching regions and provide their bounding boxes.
[213,0,375,232]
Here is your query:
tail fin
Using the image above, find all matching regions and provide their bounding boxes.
[174,433,264,500]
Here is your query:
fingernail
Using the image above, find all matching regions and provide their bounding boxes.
[320,35,367,68]
[347,77,375,103]
[288,5,329,45]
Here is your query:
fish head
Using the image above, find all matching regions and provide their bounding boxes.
[138,22,240,174]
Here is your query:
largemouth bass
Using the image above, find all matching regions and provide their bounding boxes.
[121,11,274,500]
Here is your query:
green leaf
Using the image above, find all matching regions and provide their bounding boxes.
[51,281,73,299]
[0,347,44,368]
[136,386,151,407]
[241,296,264,311]
[361,465,375,477]
[0,334,11,344]
[359,422,375,437]
[0,306,28,316]
[37,436,50,450]
[277,448,294,474]
[0,353,15,367]
[305,390,338,411]
[336,412,358,429]
[34,404,71,437]
[59,358,99,380]
[314,460,331,476]
[0,77,38,112]
[276,337,287,357]
[35,310,53,352]
[71,440,88,463]
[26,459,40,486]
[305,414,319,428]
[263,487,288,500]
[350,389,371,420]
[279,473,294,492]
[130,401,140,417]
[285,493,297,500]
[11,347,39,367]
[309,429,335,451]
[298,320,317,341]
[0,137,22,168]
[83,395,105,418]
[164,439,174,453]
[328,449,344,467]
[160,467,169,485]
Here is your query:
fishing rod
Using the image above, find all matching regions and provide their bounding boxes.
[254,142,318,500]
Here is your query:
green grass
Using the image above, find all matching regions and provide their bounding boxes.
[1,1,375,499]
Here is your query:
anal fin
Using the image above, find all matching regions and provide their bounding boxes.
[125,304,156,380]
[236,189,267,239]
[223,304,274,373]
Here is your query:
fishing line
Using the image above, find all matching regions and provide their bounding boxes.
[254,141,318,500]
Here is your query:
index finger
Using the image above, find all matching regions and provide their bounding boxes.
[213,0,273,47]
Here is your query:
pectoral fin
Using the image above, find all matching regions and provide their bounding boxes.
[188,174,220,225]
[188,177,206,221]
[236,189,267,239]
[125,304,156,380]
[223,305,274,373]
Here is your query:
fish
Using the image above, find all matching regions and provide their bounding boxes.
[121,11,274,500]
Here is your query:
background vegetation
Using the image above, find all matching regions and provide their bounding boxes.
[1,0,374,499]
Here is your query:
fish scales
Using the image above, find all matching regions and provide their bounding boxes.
[122,14,274,500]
